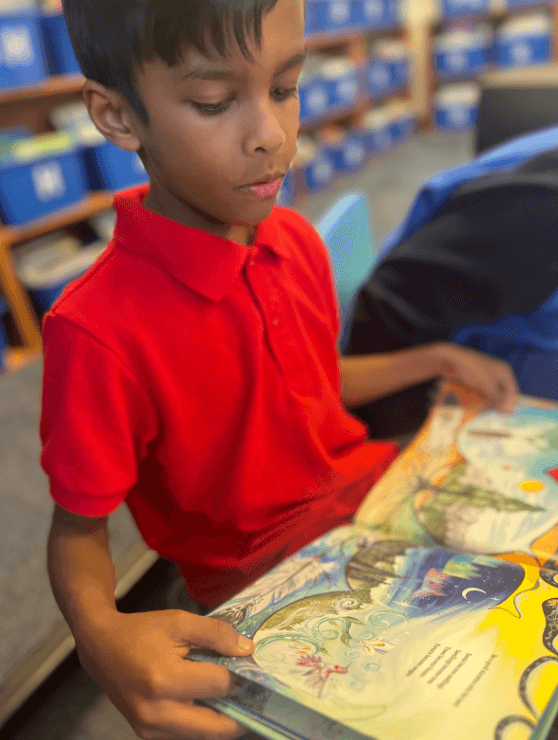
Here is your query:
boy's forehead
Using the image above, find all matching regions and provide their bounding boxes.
[170,0,305,74]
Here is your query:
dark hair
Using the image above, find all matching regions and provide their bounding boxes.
[62,0,281,123]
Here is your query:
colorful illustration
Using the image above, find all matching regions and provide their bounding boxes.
[194,387,558,740]
[356,390,558,569]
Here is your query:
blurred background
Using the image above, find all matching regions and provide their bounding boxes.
[1,0,558,737]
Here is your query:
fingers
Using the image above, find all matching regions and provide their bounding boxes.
[161,655,237,700]
[440,343,520,413]
[491,361,520,413]
[170,613,254,657]
[132,700,247,740]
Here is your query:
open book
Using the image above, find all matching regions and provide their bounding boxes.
[193,385,558,740]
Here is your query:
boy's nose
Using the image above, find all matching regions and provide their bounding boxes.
[243,99,287,154]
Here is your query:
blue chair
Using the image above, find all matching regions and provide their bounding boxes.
[316,191,378,351]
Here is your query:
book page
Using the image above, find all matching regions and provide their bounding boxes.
[194,524,558,740]
[355,384,558,574]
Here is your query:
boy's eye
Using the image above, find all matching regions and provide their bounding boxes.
[272,86,298,101]
[191,86,298,116]
[192,99,232,116]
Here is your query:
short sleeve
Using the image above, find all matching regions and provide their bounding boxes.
[40,313,159,517]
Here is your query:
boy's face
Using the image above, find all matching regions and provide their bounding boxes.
[131,0,305,242]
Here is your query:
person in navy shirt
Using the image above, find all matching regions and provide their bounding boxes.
[348,144,558,440]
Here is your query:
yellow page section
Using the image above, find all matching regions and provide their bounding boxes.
[274,565,558,740]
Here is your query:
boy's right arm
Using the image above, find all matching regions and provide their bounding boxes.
[48,504,253,740]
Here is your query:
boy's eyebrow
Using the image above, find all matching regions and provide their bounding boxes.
[178,48,307,82]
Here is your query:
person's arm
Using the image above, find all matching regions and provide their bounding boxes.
[340,341,519,412]
[348,186,558,356]
[48,503,253,740]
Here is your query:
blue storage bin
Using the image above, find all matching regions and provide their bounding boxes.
[358,127,376,156]
[323,133,367,173]
[306,0,352,35]
[0,133,88,225]
[389,114,416,144]
[441,0,490,19]
[19,241,106,310]
[276,169,296,206]
[351,0,384,29]
[435,104,477,129]
[361,108,395,154]
[322,69,359,110]
[41,12,81,76]
[389,57,409,89]
[434,42,488,78]
[84,141,149,192]
[366,57,391,97]
[374,124,394,152]
[435,84,479,130]
[0,294,8,373]
[496,31,552,67]
[303,149,336,192]
[0,9,47,90]
[383,0,400,27]
[305,0,324,34]
[299,78,329,123]
[507,0,546,6]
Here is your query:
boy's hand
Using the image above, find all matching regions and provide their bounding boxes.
[433,342,519,413]
[75,608,253,740]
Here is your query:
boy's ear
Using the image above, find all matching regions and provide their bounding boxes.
[82,79,142,152]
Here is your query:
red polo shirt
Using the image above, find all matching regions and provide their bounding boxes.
[40,185,398,607]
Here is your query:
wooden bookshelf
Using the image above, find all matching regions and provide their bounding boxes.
[0,73,84,105]
[0,192,114,371]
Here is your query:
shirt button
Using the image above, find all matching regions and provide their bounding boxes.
[272,318,279,327]
[250,258,256,267]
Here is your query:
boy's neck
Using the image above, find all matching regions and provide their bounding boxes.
[143,184,255,246]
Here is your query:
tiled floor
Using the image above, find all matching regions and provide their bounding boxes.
[0,129,495,739]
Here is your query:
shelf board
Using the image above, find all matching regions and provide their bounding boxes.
[300,96,370,130]
[3,345,42,373]
[0,74,85,105]
[306,25,403,50]
[299,86,410,132]
[2,191,114,248]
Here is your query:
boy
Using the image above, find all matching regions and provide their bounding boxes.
[43,1,518,738]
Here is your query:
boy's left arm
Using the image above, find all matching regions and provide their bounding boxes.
[340,341,519,412]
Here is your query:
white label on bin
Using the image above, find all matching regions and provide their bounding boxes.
[369,65,390,87]
[32,162,66,202]
[511,41,532,65]
[1,26,33,66]
[338,78,358,101]
[329,1,350,24]
[345,141,365,165]
[364,0,383,20]
[314,157,333,182]
[307,86,328,112]
[447,51,467,71]
[449,106,469,127]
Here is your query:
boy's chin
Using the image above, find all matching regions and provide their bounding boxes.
[233,198,279,226]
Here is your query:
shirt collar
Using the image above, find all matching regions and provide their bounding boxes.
[112,185,291,302]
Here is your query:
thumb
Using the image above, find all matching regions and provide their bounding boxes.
[178,613,254,657]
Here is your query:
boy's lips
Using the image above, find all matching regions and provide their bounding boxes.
[237,173,285,199]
